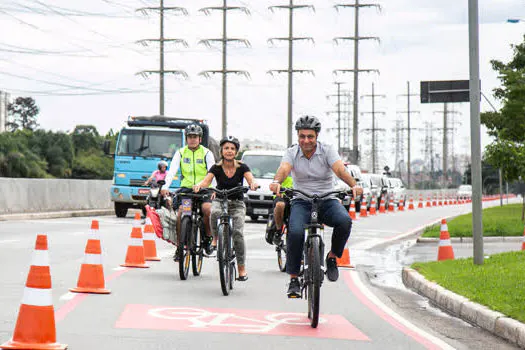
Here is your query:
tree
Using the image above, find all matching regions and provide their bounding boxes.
[481,34,525,219]
[71,125,101,155]
[7,97,39,131]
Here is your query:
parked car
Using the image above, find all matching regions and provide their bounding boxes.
[369,173,389,209]
[457,184,472,200]
[333,177,351,210]
[241,150,283,221]
[387,177,406,206]
[359,174,374,210]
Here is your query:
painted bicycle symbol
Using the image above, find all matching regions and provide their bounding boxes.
[148,307,327,333]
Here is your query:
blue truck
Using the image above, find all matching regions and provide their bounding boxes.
[104,115,218,218]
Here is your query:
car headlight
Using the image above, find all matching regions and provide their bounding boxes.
[150,188,160,197]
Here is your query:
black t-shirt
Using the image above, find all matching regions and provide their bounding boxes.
[209,162,250,200]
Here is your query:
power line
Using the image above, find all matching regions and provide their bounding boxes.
[136,1,189,115]
[267,1,315,146]
[333,0,381,165]
[198,0,251,138]
[361,82,386,173]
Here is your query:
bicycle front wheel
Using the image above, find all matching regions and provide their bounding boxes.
[307,236,321,328]
[277,226,287,272]
[217,223,230,296]
[192,219,204,276]
[178,216,191,281]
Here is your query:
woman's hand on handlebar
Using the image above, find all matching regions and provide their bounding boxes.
[250,182,259,191]
[160,189,170,197]
[192,184,201,193]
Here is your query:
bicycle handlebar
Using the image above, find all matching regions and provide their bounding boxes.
[209,186,252,199]
[280,188,353,201]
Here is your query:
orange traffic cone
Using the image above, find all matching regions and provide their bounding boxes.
[418,194,424,209]
[388,197,395,212]
[348,199,357,220]
[426,195,432,208]
[438,195,443,206]
[443,196,448,206]
[359,197,368,218]
[369,196,377,215]
[1,235,67,350]
[398,197,405,211]
[437,219,455,261]
[336,243,354,268]
[143,217,161,261]
[379,195,386,213]
[70,220,110,294]
[408,195,415,210]
[432,195,437,207]
[121,213,149,268]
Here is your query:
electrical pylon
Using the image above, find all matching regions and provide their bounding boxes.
[198,1,251,138]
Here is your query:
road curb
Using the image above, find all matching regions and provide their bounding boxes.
[0,209,113,221]
[417,236,524,243]
[402,267,525,348]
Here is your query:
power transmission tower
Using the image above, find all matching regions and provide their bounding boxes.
[136,1,189,116]
[433,106,461,187]
[198,1,251,138]
[0,91,9,133]
[325,82,347,154]
[396,81,420,189]
[393,119,405,179]
[268,1,315,146]
[361,83,385,173]
[422,121,437,187]
[333,1,381,165]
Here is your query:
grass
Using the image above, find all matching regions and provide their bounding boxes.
[412,251,525,323]
[422,204,525,238]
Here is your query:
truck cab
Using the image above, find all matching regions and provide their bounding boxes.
[105,115,216,218]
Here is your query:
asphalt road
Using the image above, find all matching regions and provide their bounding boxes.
[0,200,521,349]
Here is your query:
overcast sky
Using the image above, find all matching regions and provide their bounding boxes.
[1,0,524,171]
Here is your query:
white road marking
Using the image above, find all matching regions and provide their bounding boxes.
[59,292,77,301]
[113,266,127,271]
[0,239,20,244]
[349,270,455,350]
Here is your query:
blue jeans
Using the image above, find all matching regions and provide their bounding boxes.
[286,199,352,275]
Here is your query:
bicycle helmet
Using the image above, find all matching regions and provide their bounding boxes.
[220,136,240,151]
[185,124,203,137]
[295,115,321,133]
[157,160,168,170]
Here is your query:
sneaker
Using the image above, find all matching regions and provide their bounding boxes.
[204,236,213,255]
[325,254,339,282]
[287,277,301,298]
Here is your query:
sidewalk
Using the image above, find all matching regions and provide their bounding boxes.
[0,209,113,221]
[403,235,525,348]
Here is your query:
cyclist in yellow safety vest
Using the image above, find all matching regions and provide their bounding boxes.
[267,175,293,245]
[161,124,216,258]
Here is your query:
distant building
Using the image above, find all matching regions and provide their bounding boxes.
[0,91,10,132]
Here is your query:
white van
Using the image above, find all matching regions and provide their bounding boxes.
[241,150,284,221]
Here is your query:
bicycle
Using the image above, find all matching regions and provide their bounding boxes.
[281,188,351,328]
[209,185,251,296]
[265,194,291,272]
[177,191,210,280]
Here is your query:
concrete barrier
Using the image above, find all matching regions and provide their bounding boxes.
[0,178,112,214]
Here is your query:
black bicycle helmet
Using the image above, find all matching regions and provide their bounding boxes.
[185,124,203,137]
[295,115,321,133]
[219,136,240,151]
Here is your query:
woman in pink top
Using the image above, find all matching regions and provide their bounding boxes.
[144,161,168,186]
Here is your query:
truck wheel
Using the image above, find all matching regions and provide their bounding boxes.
[115,202,128,218]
